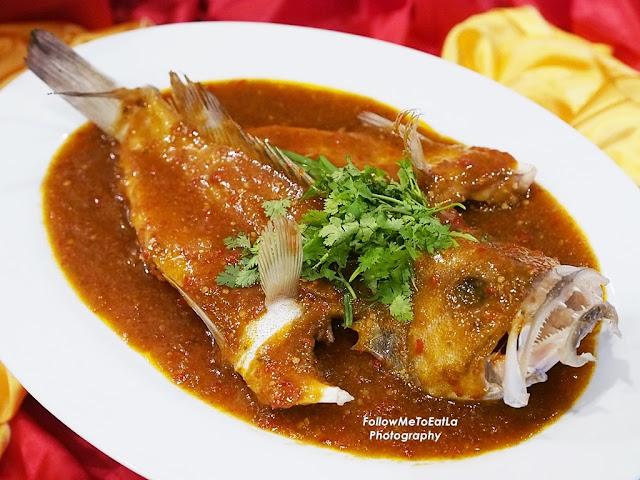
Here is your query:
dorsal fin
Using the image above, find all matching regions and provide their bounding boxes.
[395,110,430,173]
[359,110,431,173]
[257,140,314,187]
[169,72,313,185]
[169,72,268,160]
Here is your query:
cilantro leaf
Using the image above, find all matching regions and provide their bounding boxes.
[234,265,260,287]
[284,152,471,323]
[216,264,245,287]
[389,293,413,323]
[224,233,252,250]
[216,235,260,288]
[262,198,291,219]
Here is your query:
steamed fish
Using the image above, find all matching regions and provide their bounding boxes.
[359,111,536,207]
[27,30,352,408]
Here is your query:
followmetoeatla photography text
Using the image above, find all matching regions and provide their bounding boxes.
[363,415,459,443]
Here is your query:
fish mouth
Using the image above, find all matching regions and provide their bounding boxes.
[486,265,620,407]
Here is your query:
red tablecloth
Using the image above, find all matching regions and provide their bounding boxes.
[2,0,640,69]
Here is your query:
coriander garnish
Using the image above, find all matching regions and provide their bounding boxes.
[292,154,473,322]
[216,233,260,288]
[216,152,474,323]
[262,198,291,219]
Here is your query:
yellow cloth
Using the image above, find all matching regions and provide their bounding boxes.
[0,19,149,459]
[442,6,640,186]
[0,370,26,457]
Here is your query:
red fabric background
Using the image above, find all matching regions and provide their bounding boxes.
[2,0,638,68]
[0,397,143,480]
[0,1,638,478]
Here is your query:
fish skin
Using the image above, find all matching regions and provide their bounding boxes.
[357,110,536,206]
[353,238,618,406]
[248,125,407,176]
[353,238,557,399]
[250,123,535,209]
[119,106,617,407]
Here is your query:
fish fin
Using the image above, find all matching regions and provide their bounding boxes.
[310,384,354,406]
[170,73,310,185]
[256,140,314,187]
[163,274,227,349]
[238,217,303,380]
[513,162,537,195]
[169,73,268,158]
[238,297,353,408]
[242,226,353,406]
[358,111,394,130]
[26,30,122,137]
[358,110,431,173]
[258,216,302,304]
[396,110,431,173]
[237,298,303,373]
[169,72,227,137]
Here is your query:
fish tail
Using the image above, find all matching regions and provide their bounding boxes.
[26,30,122,137]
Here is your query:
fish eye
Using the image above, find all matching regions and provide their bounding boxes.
[452,277,487,306]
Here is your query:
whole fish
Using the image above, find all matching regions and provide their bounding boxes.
[259,117,620,406]
[27,30,352,408]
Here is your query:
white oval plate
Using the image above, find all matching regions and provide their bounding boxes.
[0,22,638,480]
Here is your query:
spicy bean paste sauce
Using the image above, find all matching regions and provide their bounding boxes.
[43,80,597,459]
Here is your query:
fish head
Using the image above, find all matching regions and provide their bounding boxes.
[486,265,619,407]
[407,239,557,400]
[409,239,618,407]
